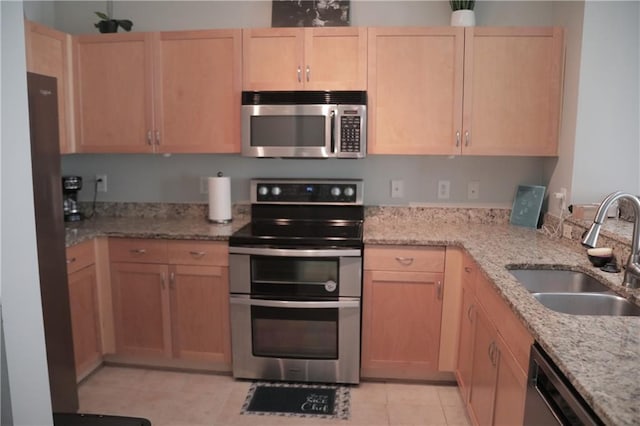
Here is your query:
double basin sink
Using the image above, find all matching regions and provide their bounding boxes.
[509,268,640,316]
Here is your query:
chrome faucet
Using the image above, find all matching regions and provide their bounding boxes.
[582,191,640,288]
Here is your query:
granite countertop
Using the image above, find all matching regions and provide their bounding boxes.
[65,215,250,247]
[65,209,639,425]
[364,214,639,426]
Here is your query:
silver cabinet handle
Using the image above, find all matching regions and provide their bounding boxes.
[297,66,302,82]
[467,304,475,321]
[160,272,166,290]
[395,257,414,266]
[492,343,500,367]
[66,257,76,264]
[306,65,310,82]
[465,130,470,147]
[146,130,152,145]
[130,248,147,255]
[169,272,175,289]
[155,130,160,145]
[436,280,443,300]
[488,342,499,367]
[189,251,206,258]
[456,130,461,147]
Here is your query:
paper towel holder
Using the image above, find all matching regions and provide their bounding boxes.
[208,172,232,224]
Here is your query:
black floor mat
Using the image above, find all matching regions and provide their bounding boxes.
[241,382,350,420]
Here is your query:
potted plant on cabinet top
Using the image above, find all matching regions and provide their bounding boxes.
[450,0,476,27]
[94,11,133,33]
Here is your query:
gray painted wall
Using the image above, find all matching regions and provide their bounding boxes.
[571,1,640,204]
[49,0,555,206]
[1,2,54,424]
[62,154,547,206]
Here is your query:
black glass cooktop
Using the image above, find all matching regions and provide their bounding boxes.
[229,220,363,248]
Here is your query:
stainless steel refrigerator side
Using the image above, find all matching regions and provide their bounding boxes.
[26,72,79,413]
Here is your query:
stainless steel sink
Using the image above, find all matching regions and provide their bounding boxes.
[509,269,611,293]
[533,293,640,316]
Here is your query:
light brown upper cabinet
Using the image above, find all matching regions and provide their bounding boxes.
[368,27,564,156]
[463,27,564,156]
[367,27,464,155]
[74,30,241,153]
[24,20,75,154]
[243,27,367,90]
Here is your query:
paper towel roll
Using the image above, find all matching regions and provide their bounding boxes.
[208,176,232,223]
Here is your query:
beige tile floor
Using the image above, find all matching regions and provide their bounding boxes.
[78,366,471,426]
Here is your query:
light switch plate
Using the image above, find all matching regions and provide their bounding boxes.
[437,180,450,200]
[391,180,404,198]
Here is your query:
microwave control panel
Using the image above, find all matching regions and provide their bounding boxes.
[340,115,362,153]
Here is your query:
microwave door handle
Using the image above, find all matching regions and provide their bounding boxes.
[330,109,337,154]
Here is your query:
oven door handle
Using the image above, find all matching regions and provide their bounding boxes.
[229,296,360,309]
[229,247,362,257]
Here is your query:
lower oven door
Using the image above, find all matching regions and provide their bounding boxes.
[229,295,361,384]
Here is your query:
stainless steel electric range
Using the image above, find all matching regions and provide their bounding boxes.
[228,179,364,384]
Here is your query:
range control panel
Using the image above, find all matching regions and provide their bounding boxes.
[251,179,363,205]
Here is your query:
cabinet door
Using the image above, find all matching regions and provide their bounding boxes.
[493,334,528,426]
[362,270,443,379]
[74,33,154,152]
[111,262,171,357]
[462,27,563,156]
[468,306,498,426]
[367,27,464,155]
[304,27,367,90]
[169,265,231,366]
[456,282,476,404]
[24,20,74,154]
[456,255,477,402]
[68,264,102,380]
[242,28,304,90]
[154,30,241,153]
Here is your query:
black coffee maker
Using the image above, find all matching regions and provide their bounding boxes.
[62,176,83,222]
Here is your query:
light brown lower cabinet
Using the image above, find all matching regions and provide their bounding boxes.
[109,238,231,369]
[456,256,532,426]
[66,240,102,380]
[456,255,477,401]
[362,245,445,379]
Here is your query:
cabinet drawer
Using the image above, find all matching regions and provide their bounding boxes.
[364,246,445,272]
[109,238,168,264]
[66,240,95,274]
[167,240,228,266]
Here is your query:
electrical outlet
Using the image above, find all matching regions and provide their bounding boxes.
[95,174,107,192]
[200,177,209,194]
[437,180,450,200]
[391,180,404,198]
[562,223,573,239]
[468,181,480,200]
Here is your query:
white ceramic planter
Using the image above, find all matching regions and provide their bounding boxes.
[450,10,476,27]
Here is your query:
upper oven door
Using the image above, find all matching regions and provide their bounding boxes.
[229,247,362,298]
[241,104,334,158]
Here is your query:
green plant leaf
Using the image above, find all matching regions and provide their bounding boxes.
[117,20,133,32]
[94,11,110,20]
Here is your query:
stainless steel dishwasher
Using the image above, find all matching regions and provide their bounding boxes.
[523,343,603,426]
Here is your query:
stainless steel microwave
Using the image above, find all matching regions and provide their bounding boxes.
[241,91,366,159]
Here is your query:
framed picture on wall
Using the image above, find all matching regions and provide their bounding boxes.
[272,0,351,27]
